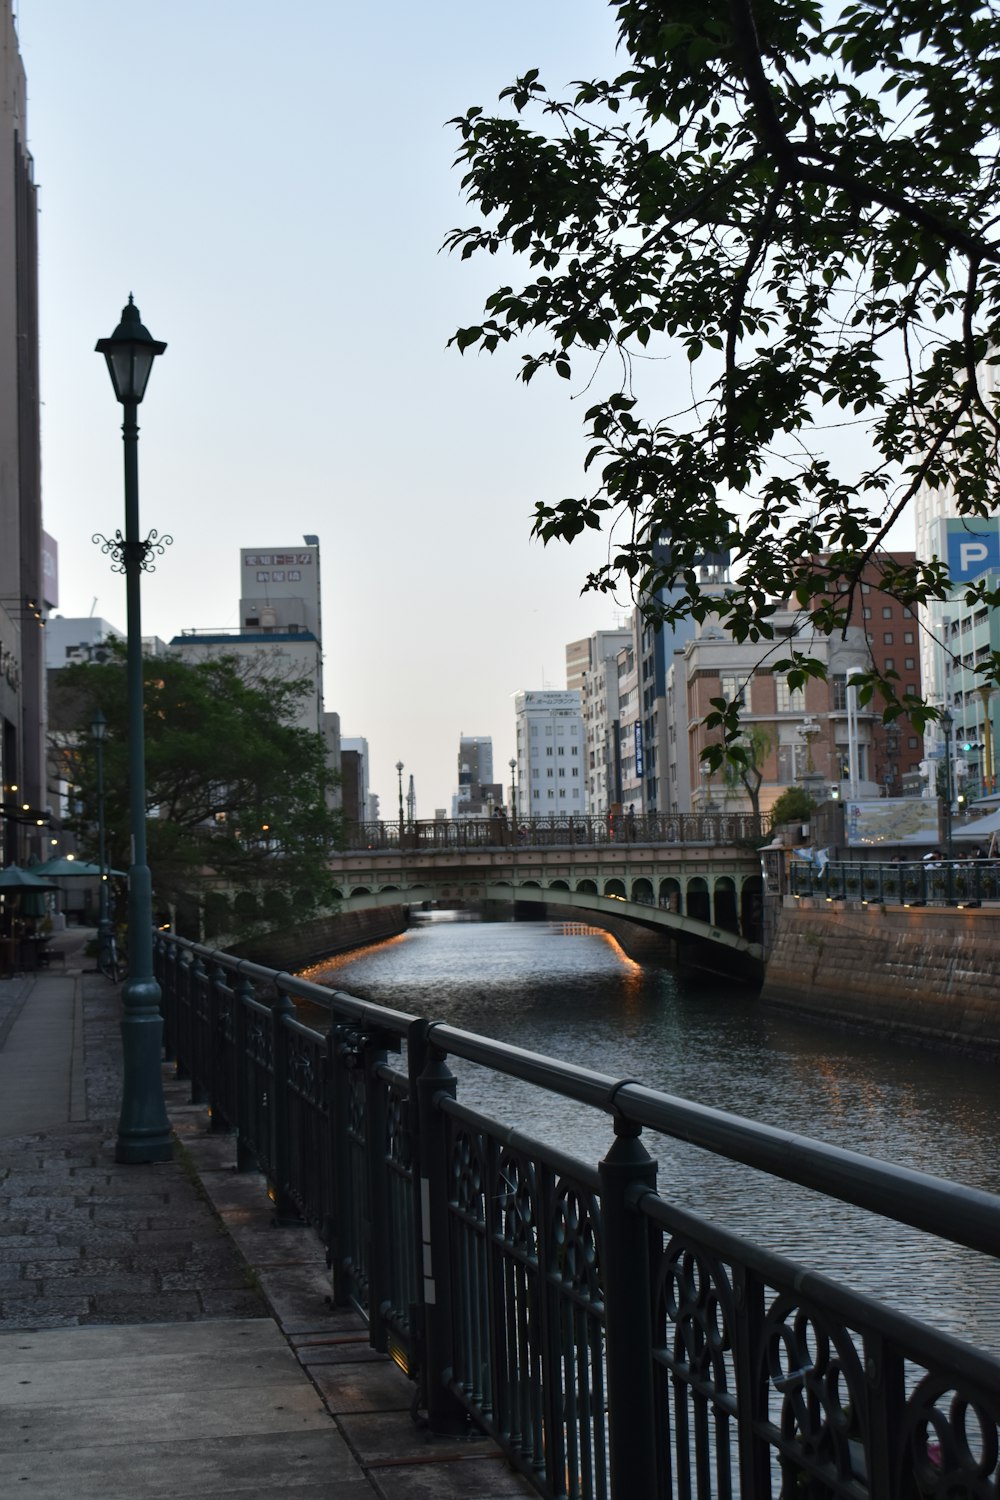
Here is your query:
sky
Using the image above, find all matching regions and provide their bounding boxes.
[16,0,638,816]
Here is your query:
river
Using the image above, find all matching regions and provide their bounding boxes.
[305,911,1000,1352]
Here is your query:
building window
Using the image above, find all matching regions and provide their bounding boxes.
[533,790,540,800]
[559,789,566,798]
[775,679,804,713]
[885,658,894,670]
[546,747,553,756]
[558,746,565,755]
[882,606,892,619]
[904,657,915,670]
[571,744,579,755]
[547,768,554,778]
[572,767,579,776]
[883,632,893,645]
[862,607,872,619]
[903,631,914,644]
[719,674,750,711]
[559,768,566,777]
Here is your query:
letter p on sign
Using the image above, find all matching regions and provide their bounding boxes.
[959,540,990,572]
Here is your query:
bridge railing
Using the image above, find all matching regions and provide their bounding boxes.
[790,857,1000,906]
[343,811,760,852]
[156,933,1000,1500]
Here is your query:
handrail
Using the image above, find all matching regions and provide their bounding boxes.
[164,933,1000,1252]
[156,930,1000,1500]
[337,811,762,852]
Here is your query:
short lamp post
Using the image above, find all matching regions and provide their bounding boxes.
[396,760,404,839]
[90,708,112,970]
[94,296,172,1164]
[509,756,517,823]
[941,708,955,861]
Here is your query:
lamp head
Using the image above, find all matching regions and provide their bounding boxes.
[90,708,108,743]
[96,295,166,404]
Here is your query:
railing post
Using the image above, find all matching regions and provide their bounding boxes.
[598,1116,658,1499]
[189,952,209,1105]
[270,986,300,1223]
[158,934,176,1063]
[234,971,256,1172]
[415,1034,468,1434]
[327,1023,350,1307]
[208,961,229,1132]
[363,1030,391,1354]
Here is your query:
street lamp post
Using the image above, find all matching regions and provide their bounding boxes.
[90,708,112,971]
[396,760,404,837]
[94,296,172,1164]
[941,708,955,860]
[509,757,517,823]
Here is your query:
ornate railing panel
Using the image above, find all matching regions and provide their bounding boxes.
[790,858,1000,906]
[155,934,1000,1500]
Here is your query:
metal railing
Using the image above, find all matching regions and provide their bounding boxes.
[156,933,1000,1500]
[342,812,760,852]
[789,857,1000,906]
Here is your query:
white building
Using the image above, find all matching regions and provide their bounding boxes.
[170,540,325,736]
[514,690,585,819]
[45,615,124,669]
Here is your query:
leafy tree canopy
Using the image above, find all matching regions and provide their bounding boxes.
[447,0,1000,751]
[49,648,341,926]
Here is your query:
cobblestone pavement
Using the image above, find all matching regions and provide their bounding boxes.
[0,935,264,1328]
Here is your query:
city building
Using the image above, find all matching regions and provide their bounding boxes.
[0,3,43,862]
[514,691,585,817]
[812,553,925,797]
[45,615,124,669]
[452,735,498,819]
[568,628,632,815]
[679,613,883,818]
[341,737,371,828]
[170,541,325,736]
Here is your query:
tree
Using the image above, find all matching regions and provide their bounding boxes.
[49,649,341,931]
[769,785,817,827]
[721,725,772,832]
[447,0,1000,756]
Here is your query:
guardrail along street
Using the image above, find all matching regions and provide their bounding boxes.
[156,933,1000,1500]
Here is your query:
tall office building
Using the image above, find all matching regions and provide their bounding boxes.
[171,541,325,735]
[452,735,498,818]
[0,2,43,859]
[514,691,585,817]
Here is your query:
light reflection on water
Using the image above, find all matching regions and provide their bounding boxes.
[307,912,1000,1351]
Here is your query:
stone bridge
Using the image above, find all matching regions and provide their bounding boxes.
[330,817,765,969]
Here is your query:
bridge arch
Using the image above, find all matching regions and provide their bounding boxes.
[604,878,626,898]
[350,885,372,898]
[686,876,710,923]
[632,876,654,904]
[713,875,738,933]
[576,878,598,895]
[549,879,570,891]
[659,877,681,913]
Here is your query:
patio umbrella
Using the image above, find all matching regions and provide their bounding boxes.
[34,857,126,878]
[0,865,57,891]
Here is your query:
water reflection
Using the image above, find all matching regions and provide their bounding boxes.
[307,912,1000,1350]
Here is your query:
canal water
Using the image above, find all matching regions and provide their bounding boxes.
[306,912,1000,1352]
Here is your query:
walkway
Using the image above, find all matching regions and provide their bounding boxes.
[0,930,531,1499]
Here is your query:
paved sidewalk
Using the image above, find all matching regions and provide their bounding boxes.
[0,931,532,1499]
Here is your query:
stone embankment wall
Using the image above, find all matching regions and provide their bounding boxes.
[232,905,408,973]
[762,900,1000,1060]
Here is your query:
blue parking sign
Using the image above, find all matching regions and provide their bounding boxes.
[946,519,1000,582]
